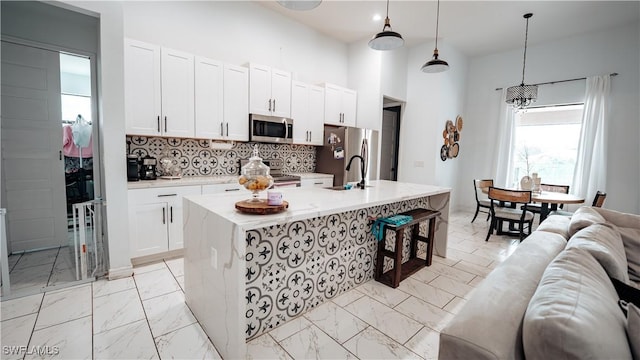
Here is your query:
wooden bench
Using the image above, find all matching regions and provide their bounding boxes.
[375,208,440,288]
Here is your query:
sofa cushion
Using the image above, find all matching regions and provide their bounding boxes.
[536,215,570,240]
[523,246,632,360]
[439,231,567,360]
[568,206,606,237]
[617,226,640,283]
[629,303,640,359]
[566,223,629,283]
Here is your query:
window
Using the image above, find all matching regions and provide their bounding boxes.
[510,105,583,187]
[60,53,92,124]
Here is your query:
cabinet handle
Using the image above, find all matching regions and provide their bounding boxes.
[268,99,272,112]
[314,182,323,185]
[226,122,229,136]
[309,131,312,141]
[59,151,62,160]
[273,99,276,112]
[170,206,173,223]
[164,116,167,132]
[162,207,166,224]
[157,116,160,132]
[157,194,177,197]
[220,122,224,136]
[225,188,240,192]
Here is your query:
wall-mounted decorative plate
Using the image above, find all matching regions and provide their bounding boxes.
[440,145,448,161]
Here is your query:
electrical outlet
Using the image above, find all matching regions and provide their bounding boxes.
[210,247,217,269]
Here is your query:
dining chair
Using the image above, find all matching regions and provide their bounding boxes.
[527,183,570,214]
[486,187,534,242]
[472,179,493,223]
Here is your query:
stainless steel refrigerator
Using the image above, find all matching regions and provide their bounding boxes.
[316,125,379,187]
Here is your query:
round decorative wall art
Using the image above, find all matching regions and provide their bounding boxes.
[441,115,463,161]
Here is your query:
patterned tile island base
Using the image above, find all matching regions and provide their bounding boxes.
[183,181,450,359]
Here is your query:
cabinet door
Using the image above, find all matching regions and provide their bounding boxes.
[308,85,325,145]
[224,64,249,141]
[129,201,168,258]
[291,81,309,144]
[161,48,195,138]
[270,68,291,118]
[324,84,343,126]
[195,57,224,139]
[341,88,357,127]
[300,177,333,188]
[167,186,201,251]
[124,39,162,136]
[202,183,243,194]
[249,64,272,116]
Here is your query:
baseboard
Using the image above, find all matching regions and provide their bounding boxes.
[108,265,134,280]
[131,249,183,267]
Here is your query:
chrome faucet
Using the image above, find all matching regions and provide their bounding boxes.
[345,155,366,189]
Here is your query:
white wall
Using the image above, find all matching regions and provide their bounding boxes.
[398,41,468,209]
[459,21,640,214]
[348,39,382,130]
[122,1,348,86]
[381,47,409,102]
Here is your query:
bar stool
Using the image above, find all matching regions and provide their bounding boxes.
[375,208,440,288]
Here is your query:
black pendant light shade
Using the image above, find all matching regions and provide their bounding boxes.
[277,0,321,11]
[369,0,404,50]
[421,0,449,73]
[506,13,538,109]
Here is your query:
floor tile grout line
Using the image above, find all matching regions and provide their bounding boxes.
[132,273,162,359]
[266,333,296,360]
[21,291,46,359]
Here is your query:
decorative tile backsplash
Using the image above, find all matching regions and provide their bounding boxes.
[127,136,316,176]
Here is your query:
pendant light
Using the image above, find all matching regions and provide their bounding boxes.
[277,0,321,11]
[368,0,404,50]
[421,0,449,73]
[506,13,538,109]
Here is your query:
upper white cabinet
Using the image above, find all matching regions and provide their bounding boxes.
[291,81,324,145]
[324,83,357,127]
[249,63,291,118]
[195,58,248,141]
[125,39,195,137]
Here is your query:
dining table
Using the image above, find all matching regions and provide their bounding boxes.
[530,191,585,222]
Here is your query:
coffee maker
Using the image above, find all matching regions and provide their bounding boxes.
[127,155,140,181]
[140,155,157,180]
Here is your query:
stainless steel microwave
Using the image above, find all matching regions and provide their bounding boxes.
[249,114,293,144]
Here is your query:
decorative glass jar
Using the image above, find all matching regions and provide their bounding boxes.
[239,145,274,202]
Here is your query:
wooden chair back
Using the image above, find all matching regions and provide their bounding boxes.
[540,183,570,194]
[474,179,493,200]
[592,191,607,207]
[488,187,532,204]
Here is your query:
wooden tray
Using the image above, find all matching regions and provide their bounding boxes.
[235,199,288,215]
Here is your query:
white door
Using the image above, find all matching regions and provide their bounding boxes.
[308,85,325,145]
[341,88,357,127]
[223,64,249,141]
[324,84,342,125]
[291,81,309,144]
[161,48,195,138]
[194,56,224,139]
[248,64,272,116]
[128,202,168,257]
[124,39,162,136]
[1,41,67,252]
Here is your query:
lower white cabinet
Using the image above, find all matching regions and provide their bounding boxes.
[128,185,201,258]
[300,176,333,188]
[202,183,243,194]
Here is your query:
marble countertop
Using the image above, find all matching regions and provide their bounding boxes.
[184,180,450,230]
[127,173,333,189]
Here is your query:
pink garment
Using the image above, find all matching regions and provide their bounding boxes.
[62,125,93,158]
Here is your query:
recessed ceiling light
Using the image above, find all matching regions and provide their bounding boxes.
[372,14,382,21]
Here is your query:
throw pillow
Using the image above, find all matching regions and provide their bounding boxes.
[568,206,606,237]
[629,303,640,359]
[567,223,629,283]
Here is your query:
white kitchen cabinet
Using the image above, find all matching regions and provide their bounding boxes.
[202,183,243,194]
[125,39,194,137]
[291,81,324,145]
[300,176,334,188]
[249,63,291,118]
[195,59,248,141]
[324,83,357,127]
[128,185,201,258]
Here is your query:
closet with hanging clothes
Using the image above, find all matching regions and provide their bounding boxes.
[63,114,94,216]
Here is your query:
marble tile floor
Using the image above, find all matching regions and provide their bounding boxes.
[4,245,79,295]
[0,211,522,359]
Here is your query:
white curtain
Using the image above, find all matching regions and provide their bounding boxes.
[571,75,610,204]
[492,88,517,187]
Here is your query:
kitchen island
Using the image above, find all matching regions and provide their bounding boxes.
[183,180,450,359]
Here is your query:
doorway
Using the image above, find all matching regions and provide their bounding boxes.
[1,40,101,298]
[380,105,401,181]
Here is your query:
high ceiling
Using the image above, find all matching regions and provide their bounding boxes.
[258,1,640,57]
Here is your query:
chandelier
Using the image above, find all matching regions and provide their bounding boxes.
[506,13,537,109]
